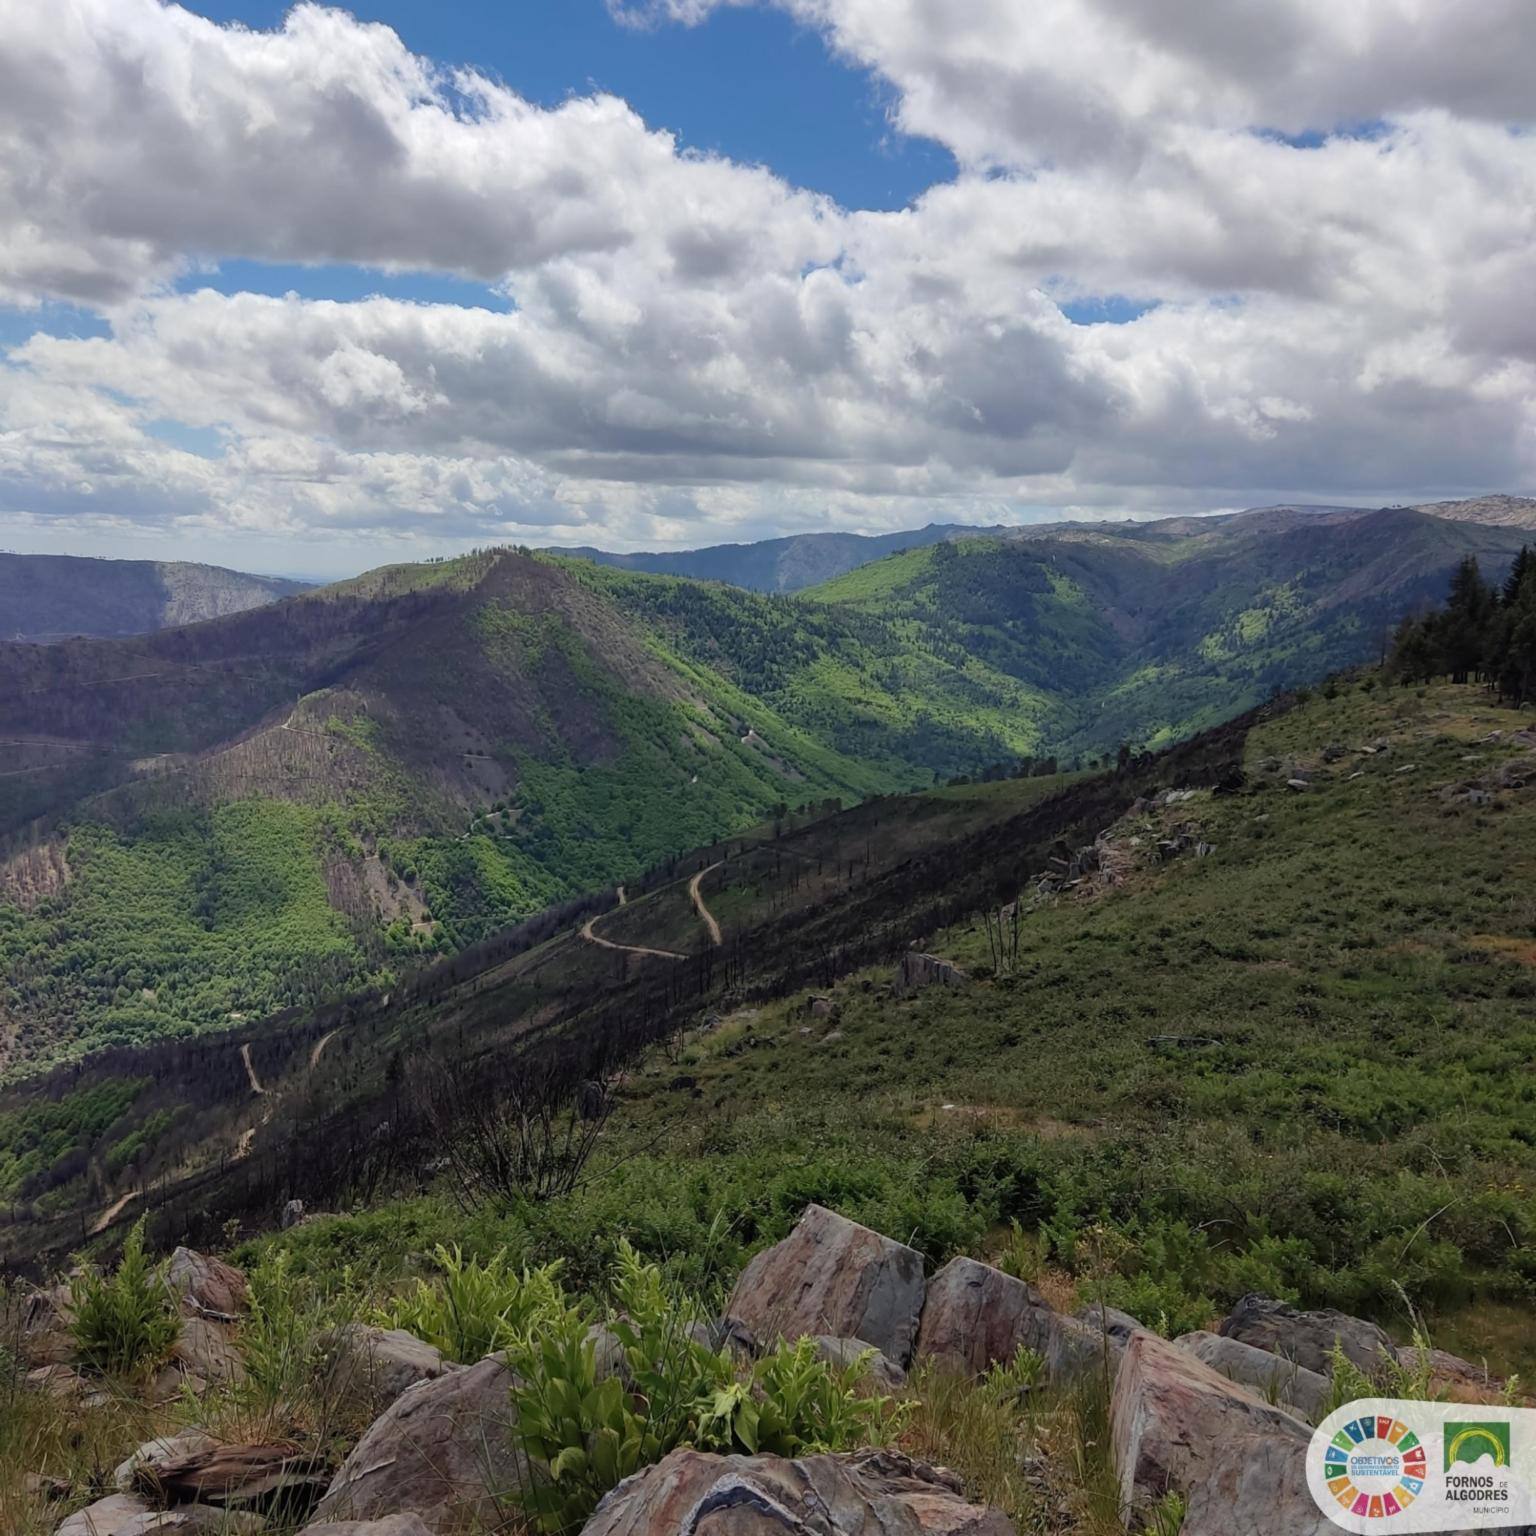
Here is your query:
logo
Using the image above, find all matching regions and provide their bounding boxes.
[1447,1423,1512,1473]
[1322,1414,1426,1520]
[1309,1399,1535,1531]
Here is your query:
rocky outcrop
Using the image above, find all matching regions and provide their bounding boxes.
[1112,1332,1331,1536]
[1218,1293,1395,1376]
[896,953,967,992]
[912,1262,1134,1386]
[808,1336,906,1391]
[56,1497,264,1536]
[1175,1331,1329,1422]
[165,1249,248,1320]
[916,1258,1056,1375]
[582,1448,1014,1536]
[724,1206,925,1366]
[309,1354,524,1533]
[315,1325,457,1413]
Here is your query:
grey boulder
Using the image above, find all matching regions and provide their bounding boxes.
[315,1325,457,1413]
[57,1498,263,1536]
[1175,1331,1329,1422]
[1218,1293,1395,1376]
[309,1353,525,1533]
[1112,1332,1331,1536]
[808,1336,906,1391]
[724,1206,925,1367]
[583,1448,1013,1536]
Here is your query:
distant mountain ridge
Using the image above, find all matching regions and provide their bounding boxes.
[0,552,308,641]
[556,495,1535,593]
[554,523,995,593]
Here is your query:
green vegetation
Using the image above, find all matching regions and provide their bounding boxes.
[68,1217,180,1377]
[375,1245,566,1364]
[1391,547,1536,702]
[0,802,375,1069]
[0,1078,144,1204]
[507,1240,904,1533]
[5,514,1524,1073]
[243,678,1536,1378]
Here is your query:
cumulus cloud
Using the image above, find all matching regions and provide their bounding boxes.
[0,0,1533,560]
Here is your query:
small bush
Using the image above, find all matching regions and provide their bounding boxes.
[376,1244,565,1364]
[68,1217,180,1377]
[507,1240,900,1534]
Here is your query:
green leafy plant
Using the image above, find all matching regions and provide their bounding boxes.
[376,1244,565,1364]
[507,1240,900,1534]
[700,1336,906,1457]
[1147,1490,1188,1536]
[68,1216,180,1377]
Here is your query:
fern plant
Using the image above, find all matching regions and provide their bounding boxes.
[68,1216,180,1377]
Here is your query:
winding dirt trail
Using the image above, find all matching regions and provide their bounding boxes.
[309,1029,339,1070]
[240,1042,266,1096]
[689,861,724,946]
[91,1188,139,1235]
[579,910,689,962]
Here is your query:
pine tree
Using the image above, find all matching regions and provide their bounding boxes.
[1437,556,1496,683]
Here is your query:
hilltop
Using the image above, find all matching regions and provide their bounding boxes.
[0,552,306,642]
[0,508,1527,1070]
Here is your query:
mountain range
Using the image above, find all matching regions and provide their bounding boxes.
[0,500,1529,1074]
[0,552,308,642]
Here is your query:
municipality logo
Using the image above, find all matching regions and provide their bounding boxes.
[1447,1423,1512,1472]
[1444,1421,1514,1513]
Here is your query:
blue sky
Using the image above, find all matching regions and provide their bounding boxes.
[1,0,1530,577]
[190,0,955,211]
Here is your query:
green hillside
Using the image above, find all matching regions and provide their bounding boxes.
[12,675,1534,1394]
[259,679,1536,1375]
[0,509,1525,1073]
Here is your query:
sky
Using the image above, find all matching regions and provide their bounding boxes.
[0,1,1533,578]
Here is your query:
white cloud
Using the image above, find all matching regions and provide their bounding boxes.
[0,0,1532,560]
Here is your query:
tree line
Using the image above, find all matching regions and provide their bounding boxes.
[1389,549,1536,703]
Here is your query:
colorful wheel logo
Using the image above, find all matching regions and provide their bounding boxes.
[1323,1415,1426,1519]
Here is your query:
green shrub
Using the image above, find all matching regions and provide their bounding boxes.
[507,1240,900,1534]
[376,1244,565,1364]
[68,1217,180,1377]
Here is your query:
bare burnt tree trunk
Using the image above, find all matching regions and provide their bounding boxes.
[424,1052,613,1213]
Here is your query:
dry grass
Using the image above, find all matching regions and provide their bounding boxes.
[899,1363,1123,1536]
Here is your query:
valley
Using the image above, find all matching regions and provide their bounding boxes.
[0,504,1527,1074]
